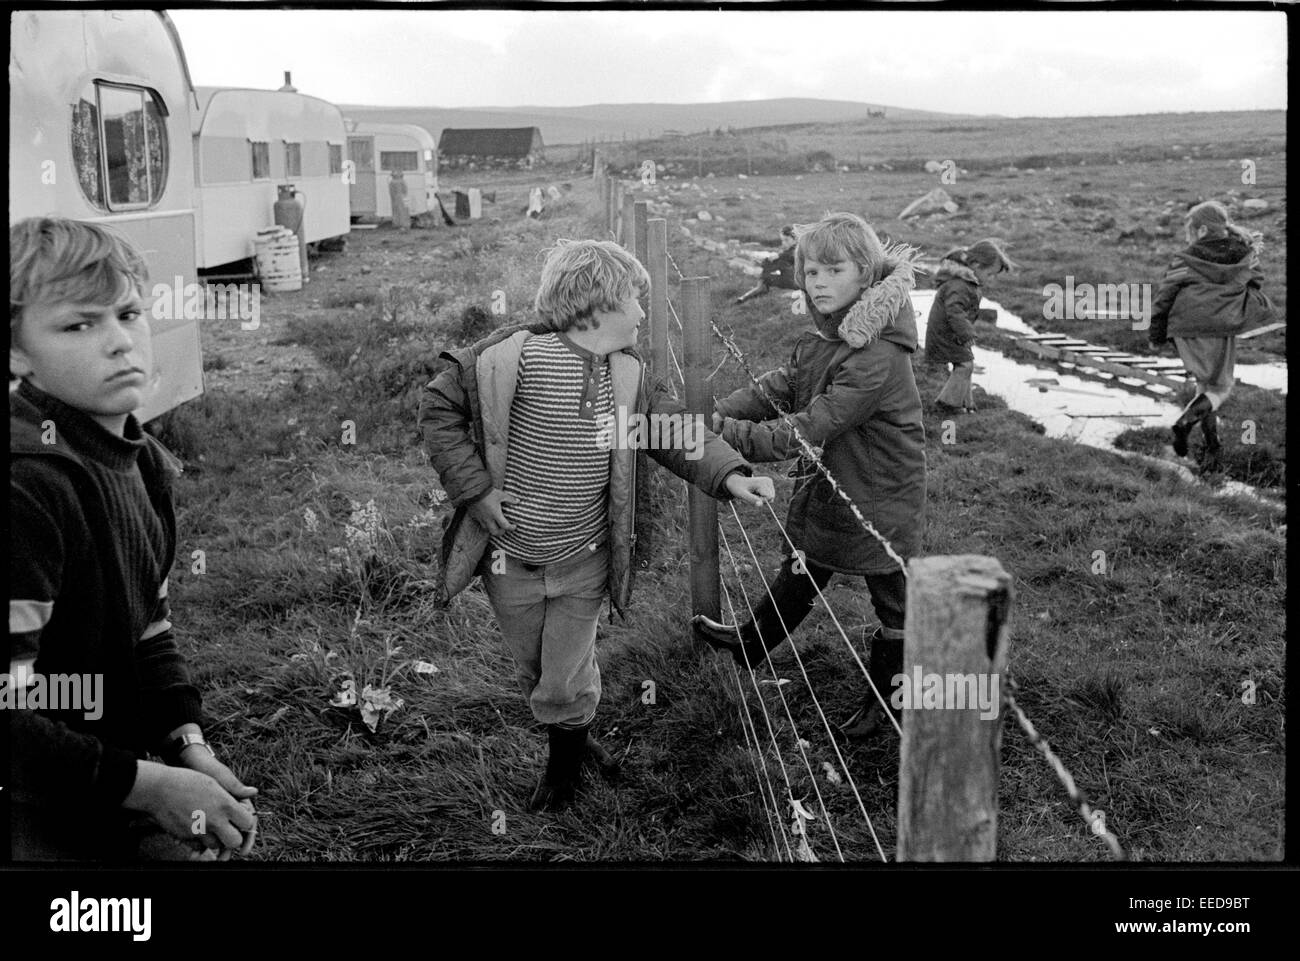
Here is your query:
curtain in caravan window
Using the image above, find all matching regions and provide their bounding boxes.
[100,85,150,207]
[380,151,419,172]
[144,93,168,202]
[71,92,104,209]
[329,143,344,175]
[251,142,271,179]
[285,142,302,177]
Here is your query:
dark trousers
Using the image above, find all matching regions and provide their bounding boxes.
[744,554,906,651]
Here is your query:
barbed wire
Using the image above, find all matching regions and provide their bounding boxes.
[1004,678,1128,860]
[667,248,686,282]
[708,318,910,576]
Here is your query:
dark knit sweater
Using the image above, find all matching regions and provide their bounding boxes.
[9,381,204,834]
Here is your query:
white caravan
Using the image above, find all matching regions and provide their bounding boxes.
[10,9,204,422]
[345,121,439,222]
[192,85,351,268]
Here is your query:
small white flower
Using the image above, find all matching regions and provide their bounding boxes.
[302,507,320,533]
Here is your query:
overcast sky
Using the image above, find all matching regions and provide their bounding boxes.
[168,8,1286,117]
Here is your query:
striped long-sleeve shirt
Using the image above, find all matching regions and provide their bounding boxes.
[493,332,614,563]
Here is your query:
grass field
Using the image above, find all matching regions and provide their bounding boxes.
[155,112,1285,862]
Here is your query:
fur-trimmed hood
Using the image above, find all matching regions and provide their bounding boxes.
[808,242,924,351]
[934,258,981,286]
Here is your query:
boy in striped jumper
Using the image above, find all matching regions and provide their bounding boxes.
[420,240,774,811]
[8,217,257,859]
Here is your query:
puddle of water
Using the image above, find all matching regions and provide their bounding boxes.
[911,290,1178,449]
[910,291,1288,449]
[1234,362,1287,394]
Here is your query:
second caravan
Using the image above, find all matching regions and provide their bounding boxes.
[192,78,351,269]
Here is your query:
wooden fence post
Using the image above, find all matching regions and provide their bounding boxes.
[646,218,668,382]
[681,276,719,620]
[606,176,618,239]
[615,181,625,242]
[897,555,1013,862]
[621,190,635,250]
[634,201,649,267]
[593,149,603,180]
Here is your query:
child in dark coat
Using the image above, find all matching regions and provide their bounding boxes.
[694,212,927,739]
[9,217,257,860]
[1148,201,1272,471]
[925,239,1017,413]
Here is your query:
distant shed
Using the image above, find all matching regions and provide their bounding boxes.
[438,127,544,168]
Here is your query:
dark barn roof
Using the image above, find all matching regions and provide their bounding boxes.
[438,127,543,157]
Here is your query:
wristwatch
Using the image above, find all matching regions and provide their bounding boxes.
[166,732,215,763]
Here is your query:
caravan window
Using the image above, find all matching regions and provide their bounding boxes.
[285,141,302,178]
[329,143,344,175]
[71,82,168,211]
[251,142,271,180]
[380,151,419,172]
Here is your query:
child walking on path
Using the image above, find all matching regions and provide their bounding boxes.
[419,240,773,811]
[9,218,257,860]
[693,212,927,740]
[925,239,1017,413]
[1148,200,1273,471]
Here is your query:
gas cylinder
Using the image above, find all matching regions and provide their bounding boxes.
[274,184,309,283]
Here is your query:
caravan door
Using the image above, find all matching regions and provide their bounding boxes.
[348,136,376,218]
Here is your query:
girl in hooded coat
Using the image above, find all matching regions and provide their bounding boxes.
[925,239,1017,413]
[1148,201,1272,471]
[694,212,927,739]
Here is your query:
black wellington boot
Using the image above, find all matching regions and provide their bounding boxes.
[839,629,904,741]
[529,723,590,812]
[1172,394,1212,458]
[1199,411,1222,472]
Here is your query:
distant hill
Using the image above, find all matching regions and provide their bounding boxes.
[336,98,966,147]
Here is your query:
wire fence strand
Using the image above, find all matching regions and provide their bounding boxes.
[719,515,889,861]
[1004,678,1128,860]
[719,551,843,862]
[731,667,788,860]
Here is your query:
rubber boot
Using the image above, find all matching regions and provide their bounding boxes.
[1172,394,1212,458]
[693,614,781,670]
[529,723,589,812]
[1199,412,1222,472]
[839,628,904,741]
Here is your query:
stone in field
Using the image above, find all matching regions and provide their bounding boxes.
[899,187,959,219]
